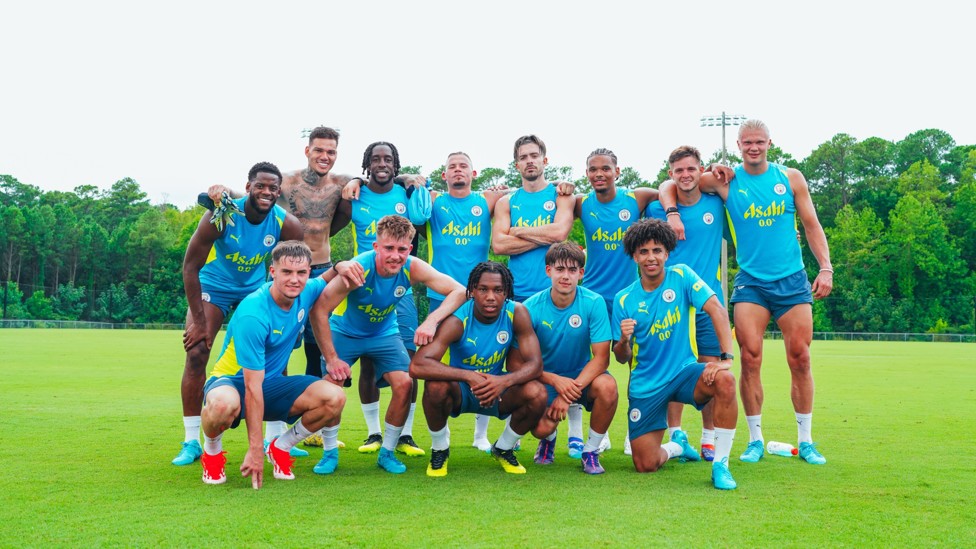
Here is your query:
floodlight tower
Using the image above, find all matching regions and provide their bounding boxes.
[700,112,747,165]
[700,112,746,306]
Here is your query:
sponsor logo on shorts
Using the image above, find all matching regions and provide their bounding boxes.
[297,309,305,323]
[663,289,676,303]
[471,205,483,217]
[201,293,211,302]
[703,213,714,225]
[569,314,582,328]
[630,408,641,422]
[774,183,787,195]
[618,209,631,221]
[543,200,556,212]
[496,331,510,344]
[394,286,406,298]
[263,234,276,247]
[395,203,407,214]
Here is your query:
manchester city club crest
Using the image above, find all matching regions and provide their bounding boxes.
[774,183,787,195]
[394,286,406,298]
[297,309,305,323]
[543,200,556,211]
[471,205,483,217]
[618,209,631,221]
[496,331,510,344]
[263,234,275,247]
[630,408,641,422]
[703,213,714,225]
[395,203,407,214]
[663,289,676,303]
[569,314,582,328]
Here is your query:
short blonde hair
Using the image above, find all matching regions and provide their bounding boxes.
[376,215,416,242]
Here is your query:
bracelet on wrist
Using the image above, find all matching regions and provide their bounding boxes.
[819,268,833,273]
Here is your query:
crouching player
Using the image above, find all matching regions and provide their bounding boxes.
[523,242,617,474]
[613,219,739,490]
[410,262,547,476]
[199,241,347,488]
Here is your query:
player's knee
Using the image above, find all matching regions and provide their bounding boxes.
[389,374,413,396]
[184,346,211,372]
[532,418,556,439]
[633,453,663,473]
[526,381,547,408]
[592,376,619,403]
[785,344,811,371]
[714,371,736,400]
[315,381,346,415]
[423,380,450,401]
[203,398,236,425]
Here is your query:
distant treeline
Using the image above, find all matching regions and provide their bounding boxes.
[2,128,974,333]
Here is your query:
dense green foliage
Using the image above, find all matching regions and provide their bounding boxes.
[2,128,974,332]
[2,330,973,545]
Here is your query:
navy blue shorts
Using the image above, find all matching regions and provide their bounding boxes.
[544,372,614,412]
[203,374,319,429]
[730,269,812,320]
[628,363,705,440]
[452,381,513,420]
[200,283,255,316]
[397,296,418,352]
[327,332,410,388]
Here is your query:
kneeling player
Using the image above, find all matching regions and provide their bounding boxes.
[613,219,739,490]
[308,215,467,475]
[410,262,547,477]
[199,241,346,488]
[523,242,617,474]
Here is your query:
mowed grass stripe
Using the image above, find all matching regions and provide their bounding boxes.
[1,330,973,546]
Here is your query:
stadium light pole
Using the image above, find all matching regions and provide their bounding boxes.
[700,112,746,306]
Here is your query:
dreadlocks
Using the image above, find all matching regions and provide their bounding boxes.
[361,141,401,178]
[466,261,514,300]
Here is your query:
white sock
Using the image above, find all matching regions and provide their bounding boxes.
[265,421,285,441]
[362,402,381,435]
[796,412,813,444]
[402,403,417,437]
[663,441,683,460]
[321,424,340,451]
[582,428,606,454]
[430,425,450,451]
[204,432,222,455]
[668,426,682,439]
[714,427,735,463]
[746,415,764,443]
[701,429,716,446]
[473,414,490,441]
[495,424,521,451]
[277,420,313,450]
[567,404,584,440]
[183,416,201,443]
[382,422,403,452]
[545,429,557,442]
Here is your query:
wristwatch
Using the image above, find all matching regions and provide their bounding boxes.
[719,352,734,361]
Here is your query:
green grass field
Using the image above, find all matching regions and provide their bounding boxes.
[1,329,974,547]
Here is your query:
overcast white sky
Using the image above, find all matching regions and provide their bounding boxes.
[2,1,972,208]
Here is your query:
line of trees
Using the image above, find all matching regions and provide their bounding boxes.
[2,129,974,333]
